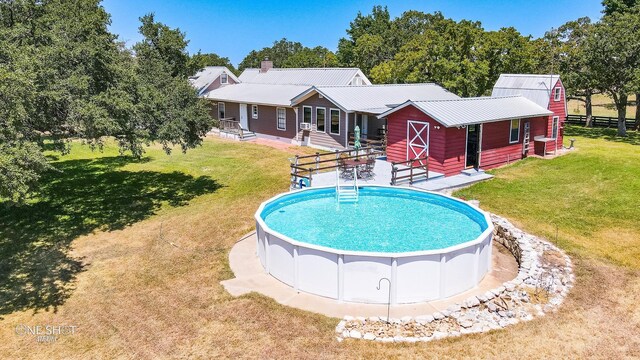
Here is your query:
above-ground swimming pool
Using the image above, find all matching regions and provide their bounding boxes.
[255,186,494,304]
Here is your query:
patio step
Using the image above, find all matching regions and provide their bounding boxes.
[461,168,485,176]
[240,131,257,141]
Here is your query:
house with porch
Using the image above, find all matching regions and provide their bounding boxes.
[203,60,370,142]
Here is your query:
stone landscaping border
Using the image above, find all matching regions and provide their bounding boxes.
[335,214,574,342]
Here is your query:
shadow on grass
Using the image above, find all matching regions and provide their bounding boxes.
[565,125,640,146]
[0,156,221,317]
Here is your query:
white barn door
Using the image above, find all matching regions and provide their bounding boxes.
[406,120,429,165]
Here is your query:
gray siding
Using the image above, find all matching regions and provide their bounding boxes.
[297,93,348,149]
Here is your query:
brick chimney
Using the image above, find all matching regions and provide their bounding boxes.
[260,57,273,73]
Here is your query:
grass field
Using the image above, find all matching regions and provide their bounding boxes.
[0,129,639,358]
[568,93,637,118]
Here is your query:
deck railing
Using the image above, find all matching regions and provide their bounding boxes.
[219,117,246,138]
[390,156,429,185]
[347,130,387,153]
[290,147,383,188]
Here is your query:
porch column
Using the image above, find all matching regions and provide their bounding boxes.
[344,112,349,148]
[294,107,299,143]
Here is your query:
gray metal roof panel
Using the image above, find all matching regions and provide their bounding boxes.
[379,96,553,127]
[204,83,310,107]
[292,84,460,114]
[189,66,239,96]
[491,74,560,108]
[237,68,371,86]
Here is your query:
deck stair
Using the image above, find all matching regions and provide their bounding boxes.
[239,128,257,141]
[336,168,359,203]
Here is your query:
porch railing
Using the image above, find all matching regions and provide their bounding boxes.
[347,130,387,153]
[290,147,383,189]
[390,156,429,185]
[219,117,245,138]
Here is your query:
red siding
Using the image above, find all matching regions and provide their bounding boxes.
[547,79,567,150]
[480,117,547,170]
[386,106,449,175]
[386,104,552,176]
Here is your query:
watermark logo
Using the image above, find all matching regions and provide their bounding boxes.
[15,324,77,343]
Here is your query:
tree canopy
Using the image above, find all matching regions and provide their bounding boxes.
[188,51,237,75]
[238,38,338,71]
[0,1,212,203]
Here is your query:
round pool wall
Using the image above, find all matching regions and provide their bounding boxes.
[254,186,494,304]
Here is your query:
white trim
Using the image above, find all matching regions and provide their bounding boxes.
[406,120,430,165]
[302,105,312,124]
[218,102,225,119]
[220,72,228,84]
[465,124,482,169]
[315,107,326,132]
[251,104,259,119]
[552,116,559,139]
[553,87,561,101]
[330,108,340,136]
[509,119,520,144]
[276,107,287,131]
[239,103,248,129]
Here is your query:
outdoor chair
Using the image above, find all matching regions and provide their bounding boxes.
[338,156,354,180]
[358,157,376,179]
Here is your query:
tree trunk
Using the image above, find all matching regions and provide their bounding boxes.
[585,90,593,127]
[635,92,639,131]
[616,93,628,137]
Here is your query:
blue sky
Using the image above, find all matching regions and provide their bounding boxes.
[102,0,603,67]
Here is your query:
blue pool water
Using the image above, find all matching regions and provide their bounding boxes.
[260,187,488,253]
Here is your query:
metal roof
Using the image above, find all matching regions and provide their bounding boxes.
[204,83,310,107]
[491,74,561,109]
[189,66,240,96]
[378,96,553,127]
[291,84,460,114]
[238,68,371,86]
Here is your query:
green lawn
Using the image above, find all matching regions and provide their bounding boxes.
[456,126,640,268]
[568,93,637,118]
[0,129,639,358]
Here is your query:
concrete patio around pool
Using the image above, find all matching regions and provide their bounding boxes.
[307,158,494,192]
[221,232,518,319]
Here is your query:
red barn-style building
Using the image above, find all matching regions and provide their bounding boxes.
[380,74,566,176]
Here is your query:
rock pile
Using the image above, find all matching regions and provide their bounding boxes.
[336,214,574,343]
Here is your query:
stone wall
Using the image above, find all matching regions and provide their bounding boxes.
[335,214,575,343]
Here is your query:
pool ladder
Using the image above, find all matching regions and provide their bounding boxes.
[336,168,358,203]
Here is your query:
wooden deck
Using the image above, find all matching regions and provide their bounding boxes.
[309,158,493,192]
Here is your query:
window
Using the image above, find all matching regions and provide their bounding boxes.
[218,102,225,119]
[302,106,312,123]
[252,105,258,119]
[330,109,340,135]
[553,87,561,101]
[276,107,286,130]
[316,107,326,132]
[220,72,228,84]
[509,119,520,143]
[552,116,559,138]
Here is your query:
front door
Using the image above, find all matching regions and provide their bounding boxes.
[465,124,480,169]
[407,120,429,165]
[239,103,248,130]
